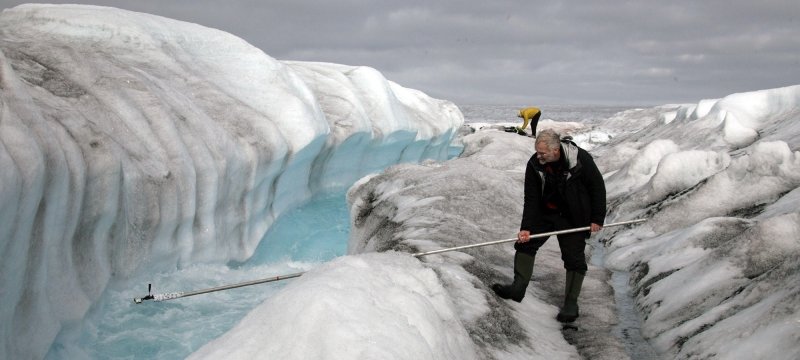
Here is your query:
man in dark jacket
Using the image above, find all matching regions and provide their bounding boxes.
[492,129,606,323]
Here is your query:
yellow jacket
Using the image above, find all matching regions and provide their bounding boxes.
[518,107,541,121]
[516,107,541,134]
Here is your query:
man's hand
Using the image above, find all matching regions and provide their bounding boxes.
[591,223,603,233]
[517,230,531,243]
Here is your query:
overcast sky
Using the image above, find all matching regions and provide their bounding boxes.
[2,1,798,106]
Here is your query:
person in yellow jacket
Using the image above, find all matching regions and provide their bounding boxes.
[516,107,541,136]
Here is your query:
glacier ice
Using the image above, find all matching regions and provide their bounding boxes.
[2,3,800,360]
[0,4,461,359]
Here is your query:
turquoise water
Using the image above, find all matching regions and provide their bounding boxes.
[47,191,352,359]
[243,191,350,266]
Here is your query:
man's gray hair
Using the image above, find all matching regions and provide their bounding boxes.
[535,129,561,150]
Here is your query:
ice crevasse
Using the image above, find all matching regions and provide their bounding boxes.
[0,4,462,359]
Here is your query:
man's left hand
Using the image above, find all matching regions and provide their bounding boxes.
[590,223,602,233]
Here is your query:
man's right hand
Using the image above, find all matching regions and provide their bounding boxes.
[517,230,531,243]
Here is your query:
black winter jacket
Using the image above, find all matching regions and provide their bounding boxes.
[520,140,607,238]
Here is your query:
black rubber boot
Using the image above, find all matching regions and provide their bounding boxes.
[492,252,534,302]
[557,271,585,322]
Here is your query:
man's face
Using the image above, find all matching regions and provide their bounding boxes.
[535,142,560,164]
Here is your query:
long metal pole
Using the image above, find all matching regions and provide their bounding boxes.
[133,219,646,304]
[411,218,647,257]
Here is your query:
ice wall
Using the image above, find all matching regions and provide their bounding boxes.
[0,4,462,359]
[592,85,800,358]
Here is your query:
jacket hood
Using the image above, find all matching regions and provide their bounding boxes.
[561,140,580,170]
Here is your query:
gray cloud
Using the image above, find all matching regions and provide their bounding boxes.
[2,0,798,105]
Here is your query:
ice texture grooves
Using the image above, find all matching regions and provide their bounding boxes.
[0,5,462,359]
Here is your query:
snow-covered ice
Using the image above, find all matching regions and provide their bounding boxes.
[189,252,481,360]
[2,3,799,360]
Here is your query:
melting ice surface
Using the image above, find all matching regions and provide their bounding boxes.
[3,4,800,360]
